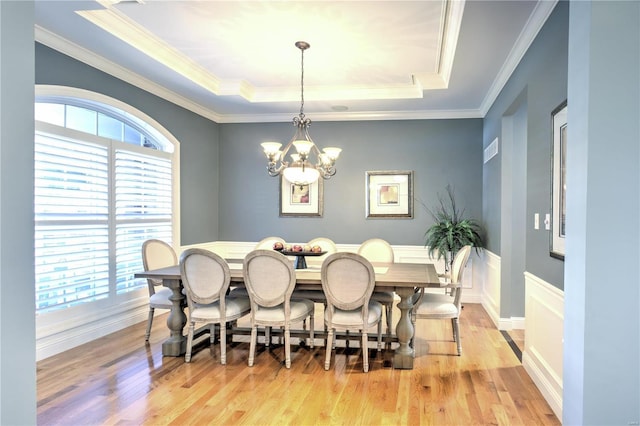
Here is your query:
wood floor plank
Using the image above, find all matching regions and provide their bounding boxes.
[37,303,560,425]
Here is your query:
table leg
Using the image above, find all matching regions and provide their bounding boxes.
[162,278,187,357]
[393,287,415,369]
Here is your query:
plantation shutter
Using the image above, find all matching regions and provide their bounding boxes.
[34,132,110,312]
[114,148,172,294]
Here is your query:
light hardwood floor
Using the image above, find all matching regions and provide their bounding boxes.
[37,303,559,425]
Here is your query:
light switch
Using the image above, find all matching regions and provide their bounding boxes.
[534,213,539,230]
[544,213,551,230]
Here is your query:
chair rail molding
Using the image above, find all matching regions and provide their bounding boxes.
[523,271,564,420]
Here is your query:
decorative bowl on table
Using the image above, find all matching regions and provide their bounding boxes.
[275,243,325,255]
[279,249,326,257]
[275,245,326,269]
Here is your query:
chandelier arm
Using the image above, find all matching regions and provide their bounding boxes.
[267,161,289,177]
[280,138,295,160]
[317,167,335,179]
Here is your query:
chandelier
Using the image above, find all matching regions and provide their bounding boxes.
[261,41,341,185]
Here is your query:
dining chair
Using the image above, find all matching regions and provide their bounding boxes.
[230,236,287,300]
[180,248,251,363]
[291,237,338,302]
[141,239,177,342]
[255,236,286,250]
[305,237,338,267]
[322,252,382,373]
[243,249,315,368]
[357,238,395,337]
[412,245,472,356]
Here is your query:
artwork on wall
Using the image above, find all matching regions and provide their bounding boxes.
[280,176,323,217]
[365,170,414,218]
[550,101,567,259]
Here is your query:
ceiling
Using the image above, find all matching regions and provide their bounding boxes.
[34,0,557,123]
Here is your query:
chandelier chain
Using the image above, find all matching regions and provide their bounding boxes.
[299,46,305,118]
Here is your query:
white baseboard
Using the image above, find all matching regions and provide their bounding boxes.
[36,300,149,361]
[493,316,526,330]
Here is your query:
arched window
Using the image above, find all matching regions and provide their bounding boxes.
[34,86,180,314]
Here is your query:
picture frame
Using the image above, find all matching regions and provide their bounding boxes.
[550,101,567,259]
[365,170,414,218]
[279,176,323,217]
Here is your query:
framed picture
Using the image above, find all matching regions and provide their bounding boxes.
[365,170,414,218]
[279,176,323,217]
[550,101,567,259]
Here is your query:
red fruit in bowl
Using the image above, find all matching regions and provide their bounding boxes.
[273,242,284,250]
[292,245,303,252]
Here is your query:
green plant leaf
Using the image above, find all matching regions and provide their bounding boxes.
[422,185,484,268]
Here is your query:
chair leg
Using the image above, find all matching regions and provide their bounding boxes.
[309,312,315,349]
[453,318,461,356]
[145,308,154,341]
[284,326,291,369]
[325,328,334,370]
[248,326,257,366]
[362,332,369,372]
[220,322,227,365]
[376,320,382,352]
[451,318,457,341]
[210,323,216,344]
[265,326,271,348]
[386,303,393,336]
[323,303,328,332]
[185,322,195,363]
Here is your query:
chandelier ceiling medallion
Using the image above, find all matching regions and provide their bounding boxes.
[261,41,341,185]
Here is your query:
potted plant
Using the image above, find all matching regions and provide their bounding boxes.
[423,185,484,272]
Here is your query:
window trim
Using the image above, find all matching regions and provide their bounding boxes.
[34,85,181,320]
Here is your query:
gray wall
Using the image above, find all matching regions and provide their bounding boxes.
[564,2,639,424]
[35,43,221,245]
[1,2,36,423]
[218,119,483,245]
[483,1,568,299]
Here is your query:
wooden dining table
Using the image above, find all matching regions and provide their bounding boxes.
[135,260,440,369]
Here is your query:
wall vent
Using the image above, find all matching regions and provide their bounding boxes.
[484,138,499,164]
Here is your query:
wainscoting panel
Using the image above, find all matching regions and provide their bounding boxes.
[523,272,564,420]
[481,250,502,327]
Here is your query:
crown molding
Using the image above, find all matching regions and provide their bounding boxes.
[35,25,224,123]
[214,108,483,124]
[479,0,558,116]
[36,25,482,123]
